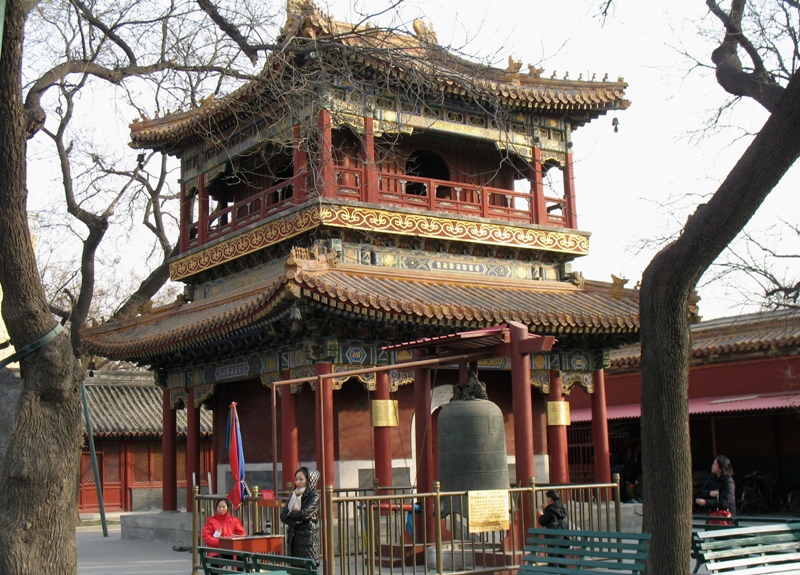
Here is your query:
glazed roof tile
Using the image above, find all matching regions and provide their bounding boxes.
[82,258,639,363]
[129,6,628,149]
[85,374,213,437]
[3,369,212,437]
[610,309,800,371]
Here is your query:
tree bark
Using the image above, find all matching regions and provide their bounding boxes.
[641,71,800,574]
[0,1,84,573]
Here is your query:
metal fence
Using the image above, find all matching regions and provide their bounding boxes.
[192,480,621,575]
[325,479,621,575]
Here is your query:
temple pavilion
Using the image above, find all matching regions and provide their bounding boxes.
[81,0,641,512]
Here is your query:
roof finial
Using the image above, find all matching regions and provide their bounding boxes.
[412,19,438,44]
[527,64,544,78]
[506,56,522,74]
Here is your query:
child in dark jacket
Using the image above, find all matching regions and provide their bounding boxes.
[538,489,569,557]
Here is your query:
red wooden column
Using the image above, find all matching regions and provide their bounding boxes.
[530,147,546,224]
[510,323,535,485]
[317,109,335,197]
[186,386,201,511]
[413,353,435,543]
[363,117,379,203]
[374,371,393,493]
[314,363,335,489]
[162,389,177,511]
[293,125,307,202]
[591,369,612,484]
[314,363,335,570]
[281,370,299,491]
[546,371,569,484]
[178,182,189,253]
[562,153,578,229]
[506,322,557,532]
[197,174,208,245]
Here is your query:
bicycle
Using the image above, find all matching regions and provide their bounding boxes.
[736,471,779,515]
[786,488,800,517]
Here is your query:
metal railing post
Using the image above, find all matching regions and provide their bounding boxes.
[326,485,335,575]
[192,485,200,575]
[612,473,622,531]
[434,481,443,575]
[528,477,536,536]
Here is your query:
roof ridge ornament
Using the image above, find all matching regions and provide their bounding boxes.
[286,245,339,274]
[412,18,438,44]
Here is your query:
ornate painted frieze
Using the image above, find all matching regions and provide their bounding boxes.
[194,383,216,406]
[170,387,188,409]
[321,205,589,254]
[165,339,597,400]
[336,241,550,281]
[194,259,286,301]
[530,370,550,393]
[561,371,594,394]
[169,207,322,281]
[560,351,593,371]
[171,203,588,281]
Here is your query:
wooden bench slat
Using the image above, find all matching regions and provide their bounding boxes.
[701,541,800,559]
[707,550,800,568]
[694,522,800,539]
[693,523,800,575]
[523,528,650,574]
[706,560,800,575]
[248,552,318,575]
[198,546,318,575]
[524,548,650,562]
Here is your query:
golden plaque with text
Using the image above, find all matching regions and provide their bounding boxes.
[467,489,509,533]
[547,401,571,426]
[371,399,399,427]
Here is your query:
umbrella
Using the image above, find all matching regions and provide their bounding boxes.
[227,402,248,509]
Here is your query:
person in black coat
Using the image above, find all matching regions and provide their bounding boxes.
[538,489,569,557]
[280,467,321,561]
[695,455,736,516]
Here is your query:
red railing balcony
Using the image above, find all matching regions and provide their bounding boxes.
[183,165,569,251]
[185,175,304,250]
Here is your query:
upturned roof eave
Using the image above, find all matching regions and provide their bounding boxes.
[82,265,640,365]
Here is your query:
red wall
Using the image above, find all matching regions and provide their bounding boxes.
[568,356,800,410]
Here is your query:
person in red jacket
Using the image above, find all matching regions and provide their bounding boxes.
[202,498,246,551]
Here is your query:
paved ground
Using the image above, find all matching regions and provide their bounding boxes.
[78,525,192,575]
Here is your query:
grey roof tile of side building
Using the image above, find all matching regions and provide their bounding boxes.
[83,371,212,437]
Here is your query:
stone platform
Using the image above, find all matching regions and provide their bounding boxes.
[121,511,194,546]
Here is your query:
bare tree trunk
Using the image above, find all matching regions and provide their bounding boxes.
[0,1,84,573]
[641,71,800,574]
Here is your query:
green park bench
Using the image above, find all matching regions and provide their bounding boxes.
[692,522,800,574]
[248,552,317,575]
[520,527,651,574]
[198,546,317,575]
[691,514,799,572]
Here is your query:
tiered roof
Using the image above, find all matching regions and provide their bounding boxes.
[129,2,629,150]
[81,249,639,364]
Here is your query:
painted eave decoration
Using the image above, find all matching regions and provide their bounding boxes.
[81,250,639,363]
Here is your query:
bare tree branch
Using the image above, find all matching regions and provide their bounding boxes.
[707,0,785,111]
[196,0,259,65]
[68,0,138,65]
